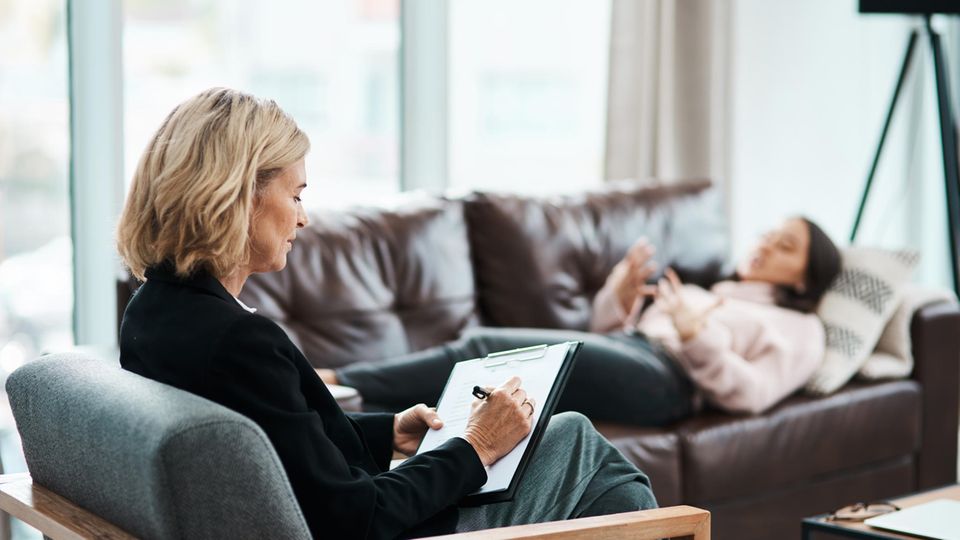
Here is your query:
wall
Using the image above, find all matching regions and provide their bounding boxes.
[729,0,954,288]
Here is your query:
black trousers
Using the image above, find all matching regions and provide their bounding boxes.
[336,327,696,427]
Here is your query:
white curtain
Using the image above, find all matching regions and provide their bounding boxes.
[605,0,732,182]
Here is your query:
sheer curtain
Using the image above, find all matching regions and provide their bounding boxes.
[604,0,731,183]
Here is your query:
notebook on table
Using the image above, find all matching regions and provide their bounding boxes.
[864,499,960,540]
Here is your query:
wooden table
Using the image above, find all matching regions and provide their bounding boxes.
[802,484,960,539]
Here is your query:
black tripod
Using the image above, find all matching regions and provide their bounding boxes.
[850,15,960,295]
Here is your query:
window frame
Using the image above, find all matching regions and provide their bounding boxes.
[67,0,123,347]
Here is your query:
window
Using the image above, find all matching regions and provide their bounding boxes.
[447,0,611,193]
[0,0,73,375]
[0,2,71,536]
[123,0,400,206]
[123,0,611,200]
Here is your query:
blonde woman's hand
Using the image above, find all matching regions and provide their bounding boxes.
[652,268,723,342]
[609,237,658,315]
[462,376,535,467]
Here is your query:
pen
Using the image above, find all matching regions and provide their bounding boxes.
[472,385,490,399]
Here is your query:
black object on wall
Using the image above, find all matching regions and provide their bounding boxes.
[850,14,960,296]
[859,1,960,15]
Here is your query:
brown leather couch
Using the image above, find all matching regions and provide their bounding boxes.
[237,178,959,540]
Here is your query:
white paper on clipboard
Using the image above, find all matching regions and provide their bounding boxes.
[415,341,575,495]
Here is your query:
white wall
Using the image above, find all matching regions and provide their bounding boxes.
[729,0,953,289]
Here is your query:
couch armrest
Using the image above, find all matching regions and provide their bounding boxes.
[0,474,710,540]
[424,506,710,540]
[910,300,960,489]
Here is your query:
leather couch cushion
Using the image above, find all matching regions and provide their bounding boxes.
[678,380,921,503]
[463,179,728,330]
[595,423,682,507]
[240,196,478,368]
[708,455,914,540]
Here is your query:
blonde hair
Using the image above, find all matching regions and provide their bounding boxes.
[117,88,310,281]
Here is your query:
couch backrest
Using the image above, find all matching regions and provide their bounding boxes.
[240,179,728,368]
[463,179,729,329]
[6,354,311,540]
[241,194,478,368]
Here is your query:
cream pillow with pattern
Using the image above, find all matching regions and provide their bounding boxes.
[805,247,919,395]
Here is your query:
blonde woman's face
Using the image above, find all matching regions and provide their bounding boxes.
[248,159,309,273]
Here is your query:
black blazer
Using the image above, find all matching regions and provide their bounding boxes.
[120,264,487,539]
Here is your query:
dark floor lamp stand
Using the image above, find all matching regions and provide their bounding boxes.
[850,15,960,296]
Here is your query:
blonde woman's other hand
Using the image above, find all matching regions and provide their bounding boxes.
[393,404,444,456]
[316,368,338,385]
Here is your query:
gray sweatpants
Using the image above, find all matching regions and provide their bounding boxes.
[456,411,657,532]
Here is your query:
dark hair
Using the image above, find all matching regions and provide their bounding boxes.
[774,217,841,313]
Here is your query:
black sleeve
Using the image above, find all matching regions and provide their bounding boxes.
[205,316,487,540]
[346,412,396,470]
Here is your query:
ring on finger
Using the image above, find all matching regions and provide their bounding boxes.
[521,399,534,417]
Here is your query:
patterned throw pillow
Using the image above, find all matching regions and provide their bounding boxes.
[804,247,920,395]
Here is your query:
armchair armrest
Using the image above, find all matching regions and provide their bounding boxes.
[0,474,709,540]
[423,505,711,540]
[0,474,135,539]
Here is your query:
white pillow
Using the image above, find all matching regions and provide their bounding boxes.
[804,247,919,395]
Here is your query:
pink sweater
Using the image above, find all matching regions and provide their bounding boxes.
[590,280,824,414]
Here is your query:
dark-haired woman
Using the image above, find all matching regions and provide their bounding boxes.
[322,217,842,426]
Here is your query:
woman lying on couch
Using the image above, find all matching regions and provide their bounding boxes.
[322,217,842,426]
[115,88,656,540]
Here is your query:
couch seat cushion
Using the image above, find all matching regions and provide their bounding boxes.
[677,380,921,503]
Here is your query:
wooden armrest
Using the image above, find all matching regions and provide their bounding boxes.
[0,474,135,540]
[0,473,709,540]
[423,505,711,540]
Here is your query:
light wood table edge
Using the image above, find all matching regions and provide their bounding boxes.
[0,474,136,540]
[425,505,711,540]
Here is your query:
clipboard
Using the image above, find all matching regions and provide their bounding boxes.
[415,341,582,506]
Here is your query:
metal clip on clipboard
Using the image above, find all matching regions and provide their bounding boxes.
[482,344,548,368]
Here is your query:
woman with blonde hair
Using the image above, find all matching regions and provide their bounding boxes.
[117,88,655,539]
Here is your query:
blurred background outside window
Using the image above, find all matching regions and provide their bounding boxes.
[0,1,70,536]
[0,0,72,384]
[448,0,611,194]
[123,0,400,207]
[123,0,612,203]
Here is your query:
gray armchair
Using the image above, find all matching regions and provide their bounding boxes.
[2,354,709,539]
[7,353,310,539]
